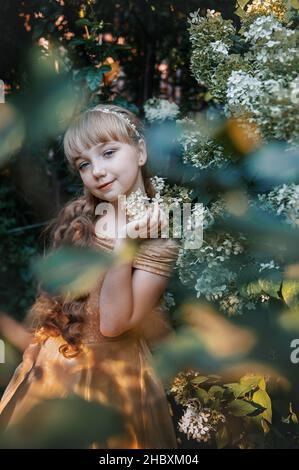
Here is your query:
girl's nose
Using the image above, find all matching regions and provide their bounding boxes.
[92,163,107,178]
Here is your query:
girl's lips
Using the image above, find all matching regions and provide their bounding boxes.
[98,179,116,191]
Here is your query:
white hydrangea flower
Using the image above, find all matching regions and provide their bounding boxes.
[290,76,299,105]
[178,404,212,443]
[266,40,280,48]
[194,266,237,301]
[159,291,176,312]
[226,71,263,114]
[150,176,166,194]
[243,15,284,43]
[259,260,280,272]
[261,293,270,302]
[258,184,299,227]
[210,40,229,55]
[255,49,268,63]
[123,188,150,222]
[176,117,228,170]
[144,98,180,122]
[189,8,202,25]
[219,292,256,316]
[178,399,225,443]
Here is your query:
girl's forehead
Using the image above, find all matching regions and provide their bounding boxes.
[92,140,120,149]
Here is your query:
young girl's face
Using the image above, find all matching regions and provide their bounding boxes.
[74,139,146,202]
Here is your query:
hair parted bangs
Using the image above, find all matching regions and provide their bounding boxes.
[63,105,144,170]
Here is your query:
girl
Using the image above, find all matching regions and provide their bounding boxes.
[0,104,180,449]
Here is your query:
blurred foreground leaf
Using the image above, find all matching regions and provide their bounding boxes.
[0,396,124,449]
[32,246,112,297]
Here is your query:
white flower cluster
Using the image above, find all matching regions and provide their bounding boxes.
[196,234,244,268]
[123,176,192,241]
[189,4,299,146]
[144,98,180,123]
[226,71,263,115]
[290,76,299,105]
[243,15,284,43]
[258,184,299,227]
[195,266,237,301]
[179,406,212,442]
[178,399,225,443]
[219,292,256,316]
[259,260,280,272]
[150,175,166,194]
[177,232,245,302]
[189,8,202,24]
[210,40,229,55]
[159,291,176,312]
[123,188,149,222]
[176,117,229,170]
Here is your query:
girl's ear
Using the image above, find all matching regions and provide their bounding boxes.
[137,138,148,167]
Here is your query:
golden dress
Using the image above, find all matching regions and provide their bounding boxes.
[0,234,180,449]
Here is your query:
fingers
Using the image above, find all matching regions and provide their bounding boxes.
[146,202,167,237]
[130,202,168,239]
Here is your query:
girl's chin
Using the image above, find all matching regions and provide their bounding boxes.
[95,192,122,202]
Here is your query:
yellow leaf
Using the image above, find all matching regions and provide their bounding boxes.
[253,389,272,425]
[235,6,246,17]
[261,418,270,433]
[204,91,213,102]
[258,376,266,390]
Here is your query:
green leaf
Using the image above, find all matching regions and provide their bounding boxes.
[228,399,260,417]
[32,24,45,40]
[191,375,209,385]
[261,418,270,433]
[289,402,298,424]
[208,374,221,382]
[0,105,25,165]
[196,388,209,405]
[235,6,246,18]
[208,385,225,399]
[258,377,266,391]
[252,390,272,424]
[237,376,263,397]
[86,66,111,91]
[223,383,242,398]
[237,0,250,8]
[75,18,92,27]
[0,396,124,448]
[32,246,111,296]
[216,423,229,449]
[68,38,87,48]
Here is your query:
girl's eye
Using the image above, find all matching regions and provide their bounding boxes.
[103,149,115,158]
[79,162,89,170]
[78,149,116,170]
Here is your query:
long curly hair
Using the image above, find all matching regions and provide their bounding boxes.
[26,104,156,358]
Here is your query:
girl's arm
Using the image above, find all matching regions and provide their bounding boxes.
[99,203,169,337]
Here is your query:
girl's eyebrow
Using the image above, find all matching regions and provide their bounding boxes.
[73,142,118,162]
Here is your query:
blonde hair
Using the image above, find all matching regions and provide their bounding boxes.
[26,104,156,358]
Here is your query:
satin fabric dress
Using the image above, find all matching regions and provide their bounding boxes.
[0,234,180,449]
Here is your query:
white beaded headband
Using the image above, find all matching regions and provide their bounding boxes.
[89,107,142,139]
